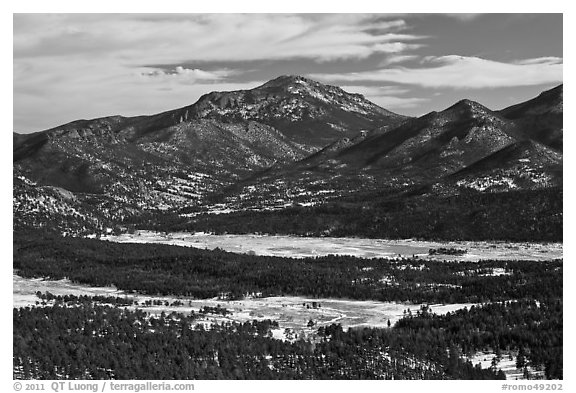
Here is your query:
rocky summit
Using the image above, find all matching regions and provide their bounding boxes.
[13,78,562,235]
[185,75,406,146]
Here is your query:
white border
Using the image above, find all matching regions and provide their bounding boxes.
[4,2,572,391]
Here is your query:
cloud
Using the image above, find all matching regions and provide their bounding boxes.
[310,56,563,89]
[370,43,423,53]
[13,14,429,132]
[513,57,563,65]
[14,14,423,63]
[13,55,264,132]
[139,67,234,83]
[14,78,266,132]
[369,96,430,110]
[379,54,420,66]
[341,85,410,96]
[340,85,428,110]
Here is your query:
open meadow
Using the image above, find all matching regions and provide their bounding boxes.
[13,273,475,335]
[104,231,563,261]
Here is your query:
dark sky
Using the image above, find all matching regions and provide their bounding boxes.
[14,13,562,132]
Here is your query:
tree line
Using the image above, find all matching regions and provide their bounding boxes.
[14,230,562,303]
[161,187,562,242]
[14,301,508,380]
[18,296,560,379]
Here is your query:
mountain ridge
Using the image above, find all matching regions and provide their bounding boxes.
[13,75,407,233]
[217,84,562,211]
[13,78,563,235]
[498,84,563,151]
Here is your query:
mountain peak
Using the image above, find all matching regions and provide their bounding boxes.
[184,75,405,146]
[261,75,312,87]
[449,99,489,112]
[256,75,333,95]
[440,99,496,121]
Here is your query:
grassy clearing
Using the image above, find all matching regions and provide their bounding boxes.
[104,231,563,261]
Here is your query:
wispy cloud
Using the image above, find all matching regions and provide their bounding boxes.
[14,14,423,63]
[139,67,235,83]
[13,13,563,132]
[13,14,427,132]
[13,54,263,131]
[379,54,420,66]
[513,57,563,65]
[341,85,428,110]
[341,85,410,96]
[310,55,563,89]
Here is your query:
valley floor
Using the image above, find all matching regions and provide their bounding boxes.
[13,231,562,380]
[104,231,563,261]
[14,273,548,380]
[13,273,474,334]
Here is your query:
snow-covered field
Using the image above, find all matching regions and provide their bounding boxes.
[13,274,474,333]
[104,231,562,261]
[13,274,123,309]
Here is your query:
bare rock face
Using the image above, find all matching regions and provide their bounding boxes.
[185,75,407,146]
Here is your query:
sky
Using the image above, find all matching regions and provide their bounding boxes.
[13,13,563,133]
